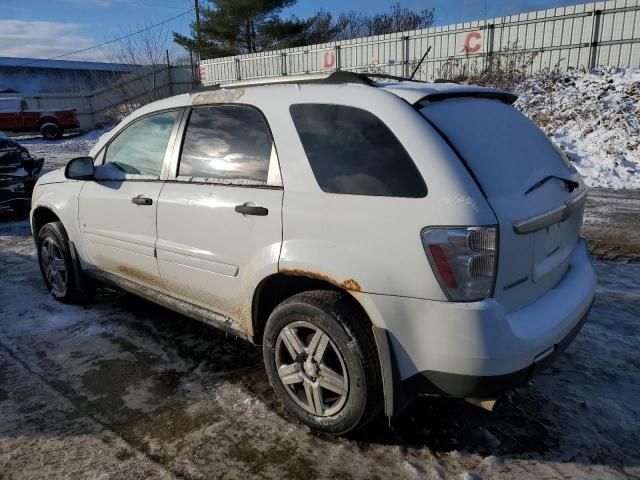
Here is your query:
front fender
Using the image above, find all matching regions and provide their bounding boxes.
[31,181,88,264]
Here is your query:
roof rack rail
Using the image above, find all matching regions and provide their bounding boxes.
[214,71,425,89]
[323,71,427,85]
[322,71,376,86]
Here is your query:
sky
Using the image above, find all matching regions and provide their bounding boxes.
[0,0,589,62]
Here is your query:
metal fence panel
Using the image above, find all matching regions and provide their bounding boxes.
[200,0,640,86]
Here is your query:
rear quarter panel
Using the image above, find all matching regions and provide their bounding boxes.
[252,84,497,312]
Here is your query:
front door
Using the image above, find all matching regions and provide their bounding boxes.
[79,109,181,290]
[156,105,283,328]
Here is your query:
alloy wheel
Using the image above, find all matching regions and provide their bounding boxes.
[40,237,67,295]
[275,320,349,417]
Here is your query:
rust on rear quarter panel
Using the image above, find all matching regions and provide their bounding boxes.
[280,268,362,292]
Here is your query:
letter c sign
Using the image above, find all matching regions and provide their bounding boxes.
[323,51,336,68]
[464,32,482,54]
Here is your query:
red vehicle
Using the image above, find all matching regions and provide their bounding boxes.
[0,97,79,140]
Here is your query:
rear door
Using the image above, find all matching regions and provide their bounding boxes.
[419,97,586,312]
[79,109,182,289]
[156,104,283,326]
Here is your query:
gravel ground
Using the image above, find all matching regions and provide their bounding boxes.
[584,188,640,262]
[0,142,639,479]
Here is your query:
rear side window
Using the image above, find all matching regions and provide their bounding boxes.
[104,110,178,177]
[178,105,273,185]
[290,104,426,197]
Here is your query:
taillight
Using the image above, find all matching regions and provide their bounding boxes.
[421,226,497,301]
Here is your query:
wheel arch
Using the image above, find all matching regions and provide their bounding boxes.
[38,116,61,128]
[251,271,397,416]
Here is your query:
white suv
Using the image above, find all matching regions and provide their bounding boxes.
[30,72,596,435]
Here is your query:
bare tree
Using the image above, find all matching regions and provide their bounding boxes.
[333,11,368,41]
[437,42,541,90]
[102,22,175,67]
[305,4,435,45]
[364,3,434,36]
[98,22,182,121]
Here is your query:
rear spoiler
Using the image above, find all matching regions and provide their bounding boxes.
[417,90,518,106]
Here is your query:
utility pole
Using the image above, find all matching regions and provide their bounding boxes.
[194,0,202,54]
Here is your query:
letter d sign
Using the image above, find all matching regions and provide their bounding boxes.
[324,51,336,69]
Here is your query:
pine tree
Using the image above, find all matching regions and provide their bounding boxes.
[174,1,435,59]
[174,0,304,58]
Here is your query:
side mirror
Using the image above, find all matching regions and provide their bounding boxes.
[65,156,95,180]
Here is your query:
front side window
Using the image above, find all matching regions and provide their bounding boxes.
[290,104,427,197]
[103,110,178,177]
[178,105,274,185]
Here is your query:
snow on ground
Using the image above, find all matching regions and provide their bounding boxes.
[0,219,638,479]
[13,128,111,172]
[515,68,640,189]
[18,128,107,154]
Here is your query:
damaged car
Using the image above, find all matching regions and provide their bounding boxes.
[30,72,596,435]
[0,132,44,214]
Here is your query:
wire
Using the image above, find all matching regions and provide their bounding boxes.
[18,8,194,67]
[92,0,187,9]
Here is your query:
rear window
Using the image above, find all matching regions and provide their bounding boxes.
[290,104,426,198]
[419,98,572,197]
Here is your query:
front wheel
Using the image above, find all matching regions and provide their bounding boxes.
[37,221,87,303]
[263,290,382,435]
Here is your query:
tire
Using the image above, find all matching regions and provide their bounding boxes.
[263,290,382,435]
[40,122,62,140]
[37,221,86,303]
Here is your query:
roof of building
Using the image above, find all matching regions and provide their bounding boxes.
[0,56,138,72]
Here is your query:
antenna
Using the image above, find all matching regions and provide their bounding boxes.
[408,46,433,81]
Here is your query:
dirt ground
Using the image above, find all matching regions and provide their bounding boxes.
[0,140,639,479]
[584,188,640,263]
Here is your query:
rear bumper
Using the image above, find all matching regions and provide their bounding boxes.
[401,300,591,399]
[371,238,596,414]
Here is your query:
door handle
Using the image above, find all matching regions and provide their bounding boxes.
[132,195,153,206]
[235,204,268,216]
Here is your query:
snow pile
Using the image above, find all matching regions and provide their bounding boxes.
[19,127,110,154]
[515,68,640,189]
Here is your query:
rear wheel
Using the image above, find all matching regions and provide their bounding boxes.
[40,122,62,140]
[263,290,382,435]
[37,221,87,303]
